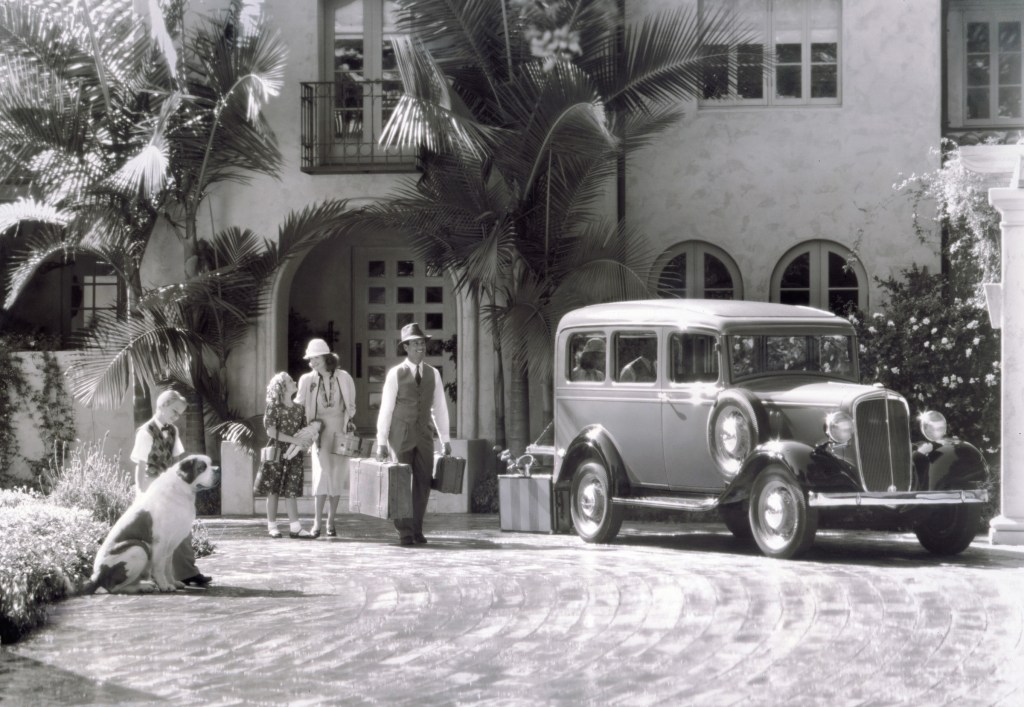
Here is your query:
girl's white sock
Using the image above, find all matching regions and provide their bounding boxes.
[289,521,302,533]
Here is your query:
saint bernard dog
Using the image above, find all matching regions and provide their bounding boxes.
[83,454,219,594]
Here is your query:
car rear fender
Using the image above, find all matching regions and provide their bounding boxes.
[914,439,989,491]
[720,440,814,505]
[559,425,629,496]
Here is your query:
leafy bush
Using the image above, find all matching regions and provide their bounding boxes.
[191,518,215,558]
[0,490,106,644]
[40,438,134,527]
[849,266,1001,525]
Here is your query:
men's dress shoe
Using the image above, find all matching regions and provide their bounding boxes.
[184,574,213,587]
[399,537,415,546]
[413,534,428,545]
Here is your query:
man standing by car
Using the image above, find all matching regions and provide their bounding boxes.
[375,322,451,546]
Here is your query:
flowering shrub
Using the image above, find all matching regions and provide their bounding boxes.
[0,490,106,644]
[40,437,135,527]
[850,265,1001,460]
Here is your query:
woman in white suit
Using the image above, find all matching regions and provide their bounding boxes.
[295,338,356,538]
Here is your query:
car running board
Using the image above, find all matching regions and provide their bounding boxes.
[612,495,719,512]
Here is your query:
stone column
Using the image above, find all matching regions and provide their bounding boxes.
[988,166,1024,545]
[962,146,1024,544]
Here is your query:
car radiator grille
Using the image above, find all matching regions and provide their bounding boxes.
[854,397,912,492]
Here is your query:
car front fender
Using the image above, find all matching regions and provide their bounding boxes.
[720,439,862,504]
[914,438,989,491]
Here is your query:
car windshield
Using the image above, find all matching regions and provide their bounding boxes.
[729,333,857,381]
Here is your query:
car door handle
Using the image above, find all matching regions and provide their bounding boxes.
[658,392,688,404]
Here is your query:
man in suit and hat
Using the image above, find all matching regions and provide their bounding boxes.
[375,322,451,546]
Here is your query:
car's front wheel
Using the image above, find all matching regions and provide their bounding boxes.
[570,458,624,544]
[749,466,817,559]
[914,504,981,555]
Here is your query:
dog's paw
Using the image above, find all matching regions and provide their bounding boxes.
[174,581,186,589]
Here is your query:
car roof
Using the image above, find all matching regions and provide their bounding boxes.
[557,299,854,334]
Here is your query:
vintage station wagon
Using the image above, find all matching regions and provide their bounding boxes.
[551,300,989,559]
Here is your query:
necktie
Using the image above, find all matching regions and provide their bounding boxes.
[415,364,422,385]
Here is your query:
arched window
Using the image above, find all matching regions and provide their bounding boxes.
[770,240,866,313]
[654,241,743,300]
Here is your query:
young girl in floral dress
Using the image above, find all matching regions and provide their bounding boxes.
[256,372,318,538]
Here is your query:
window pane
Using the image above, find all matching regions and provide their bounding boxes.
[780,289,810,306]
[368,339,385,357]
[999,87,1022,118]
[426,339,443,356]
[368,261,385,277]
[968,88,991,119]
[737,43,764,98]
[671,333,719,383]
[368,287,386,304]
[397,313,414,327]
[781,252,810,288]
[658,253,687,297]
[569,334,606,382]
[425,313,443,330]
[811,64,837,98]
[828,252,858,288]
[368,365,385,383]
[702,43,730,99]
[776,65,801,98]
[367,313,385,330]
[615,332,657,383]
[425,286,443,303]
[968,56,991,86]
[811,42,836,63]
[776,43,801,63]
[705,289,734,300]
[397,287,414,303]
[704,253,733,290]
[999,54,1021,85]
[828,290,858,315]
[396,260,414,277]
[999,22,1021,52]
[967,23,990,54]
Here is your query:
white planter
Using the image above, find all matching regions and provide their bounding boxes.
[220,440,255,516]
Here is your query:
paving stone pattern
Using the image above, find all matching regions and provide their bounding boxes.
[3,516,1024,706]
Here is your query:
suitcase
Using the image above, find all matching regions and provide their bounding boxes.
[348,458,413,520]
[499,473,568,533]
[431,455,466,494]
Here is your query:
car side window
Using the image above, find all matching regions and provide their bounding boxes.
[614,331,658,383]
[670,333,719,383]
[568,333,606,382]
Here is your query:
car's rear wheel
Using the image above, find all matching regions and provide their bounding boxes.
[749,467,817,559]
[707,391,765,480]
[719,502,752,539]
[914,504,981,556]
[570,458,624,544]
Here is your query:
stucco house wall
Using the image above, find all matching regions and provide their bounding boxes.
[627,0,943,309]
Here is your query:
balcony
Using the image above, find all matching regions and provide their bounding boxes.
[300,79,417,173]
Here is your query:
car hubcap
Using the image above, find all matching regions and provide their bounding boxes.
[759,481,796,549]
[577,473,606,530]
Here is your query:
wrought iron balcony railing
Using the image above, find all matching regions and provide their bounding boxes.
[300,79,417,172]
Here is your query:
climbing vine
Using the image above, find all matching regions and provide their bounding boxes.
[0,338,31,487]
[0,335,76,488]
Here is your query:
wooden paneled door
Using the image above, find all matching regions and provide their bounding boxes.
[350,247,456,435]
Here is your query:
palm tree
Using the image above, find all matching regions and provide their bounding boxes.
[356,0,759,453]
[0,0,285,442]
[68,200,354,452]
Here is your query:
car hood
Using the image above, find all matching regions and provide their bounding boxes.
[737,377,888,410]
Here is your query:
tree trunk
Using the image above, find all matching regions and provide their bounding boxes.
[507,360,529,457]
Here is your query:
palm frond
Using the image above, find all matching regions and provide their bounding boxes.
[66,307,202,409]
[0,197,71,234]
[2,222,76,309]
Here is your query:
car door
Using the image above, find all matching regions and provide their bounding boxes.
[661,330,726,492]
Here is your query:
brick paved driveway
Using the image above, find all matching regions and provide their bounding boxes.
[3,515,1024,706]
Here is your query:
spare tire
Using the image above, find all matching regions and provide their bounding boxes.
[706,390,767,480]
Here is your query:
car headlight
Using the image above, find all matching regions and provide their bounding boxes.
[825,411,854,445]
[919,410,948,442]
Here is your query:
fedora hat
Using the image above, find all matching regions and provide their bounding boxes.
[303,338,331,359]
[400,322,431,343]
[582,337,605,354]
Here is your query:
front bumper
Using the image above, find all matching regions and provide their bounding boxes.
[807,489,989,508]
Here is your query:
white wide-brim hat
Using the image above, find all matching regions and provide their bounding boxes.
[303,338,331,359]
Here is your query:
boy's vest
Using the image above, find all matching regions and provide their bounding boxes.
[145,420,177,477]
